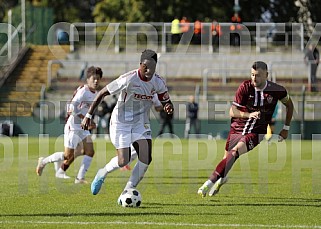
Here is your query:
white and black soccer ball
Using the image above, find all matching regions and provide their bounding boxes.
[117,189,142,208]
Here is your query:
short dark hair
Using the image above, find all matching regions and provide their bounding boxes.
[86,66,103,79]
[252,61,267,71]
[140,49,157,63]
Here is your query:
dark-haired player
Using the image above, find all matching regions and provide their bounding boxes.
[36,66,103,184]
[82,50,174,195]
[198,61,294,197]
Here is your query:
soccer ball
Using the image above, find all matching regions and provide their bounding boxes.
[117,189,142,208]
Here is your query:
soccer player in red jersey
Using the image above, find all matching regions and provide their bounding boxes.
[198,61,294,197]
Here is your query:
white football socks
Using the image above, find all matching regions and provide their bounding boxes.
[204,179,214,189]
[102,156,120,176]
[124,160,148,190]
[54,161,63,172]
[42,152,64,165]
[76,155,93,180]
[102,151,138,175]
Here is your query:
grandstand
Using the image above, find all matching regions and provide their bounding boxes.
[1,22,321,138]
[46,45,317,119]
[51,47,312,95]
[0,45,69,117]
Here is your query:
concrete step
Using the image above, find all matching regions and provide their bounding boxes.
[0,45,69,117]
[0,110,33,117]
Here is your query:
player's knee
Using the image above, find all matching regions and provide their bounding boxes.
[118,157,130,167]
[146,157,152,165]
[64,153,72,161]
[230,149,239,159]
[86,151,95,157]
[139,156,152,165]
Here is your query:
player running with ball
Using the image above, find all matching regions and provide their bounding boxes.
[81,49,174,196]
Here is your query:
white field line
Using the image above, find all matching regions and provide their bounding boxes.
[0,220,321,228]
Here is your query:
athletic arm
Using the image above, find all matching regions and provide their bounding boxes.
[154,105,163,112]
[152,93,163,112]
[81,87,110,130]
[229,105,260,119]
[161,100,174,114]
[278,96,293,140]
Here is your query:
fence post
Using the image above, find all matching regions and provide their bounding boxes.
[308,62,311,92]
[21,0,26,47]
[114,24,119,53]
[202,69,208,101]
[40,84,46,135]
[301,85,306,139]
[8,10,12,60]
[47,60,53,88]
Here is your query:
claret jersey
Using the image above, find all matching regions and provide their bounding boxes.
[231,80,289,134]
[106,69,169,125]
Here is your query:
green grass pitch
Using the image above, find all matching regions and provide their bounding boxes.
[0,136,321,228]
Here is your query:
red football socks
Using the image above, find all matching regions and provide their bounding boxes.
[209,150,239,183]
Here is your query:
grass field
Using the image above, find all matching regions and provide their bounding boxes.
[1,136,321,228]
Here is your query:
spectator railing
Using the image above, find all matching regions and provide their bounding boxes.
[201,60,309,100]
[47,59,168,89]
[65,22,305,54]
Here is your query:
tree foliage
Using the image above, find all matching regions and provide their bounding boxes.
[240,0,270,22]
[308,0,321,24]
[93,0,236,23]
[3,0,321,27]
[0,0,18,22]
[93,0,145,22]
[27,0,98,22]
[268,0,298,22]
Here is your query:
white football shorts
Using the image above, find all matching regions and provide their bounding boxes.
[110,122,152,149]
[64,125,91,149]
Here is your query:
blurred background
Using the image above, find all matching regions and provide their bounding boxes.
[0,0,320,139]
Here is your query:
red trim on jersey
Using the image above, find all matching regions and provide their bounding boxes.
[123,92,127,102]
[155,74,166,84]
[138,69,148,82]
[232,101,246,108]
[157,91,170,102]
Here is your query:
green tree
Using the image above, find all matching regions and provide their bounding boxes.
[239,0,271,22]
[30,0,98,22]
[268,0,298,22]
[93,0,243,23]
[307,0,321,25]
[0,0,18,22]
[93,0,145,22]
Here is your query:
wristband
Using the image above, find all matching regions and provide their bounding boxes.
[85,113,92,119]
[283,125,290,131]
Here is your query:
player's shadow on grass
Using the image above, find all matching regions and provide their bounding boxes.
[0,212,181,218]
[146,202,234,212]
[209,196,321,208]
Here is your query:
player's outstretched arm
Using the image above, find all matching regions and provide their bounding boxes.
[81,87,111,130]
[229,105,260,119]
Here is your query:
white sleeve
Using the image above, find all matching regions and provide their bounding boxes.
[69,89,84,115]
[152,94,162,107]
[106,75,127,95]
[156,77,168,94]
[156,77,170,103]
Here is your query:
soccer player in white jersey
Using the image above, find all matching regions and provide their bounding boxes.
[81,49,174,195]
[51,94,163,173]
[36,66,103,184]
